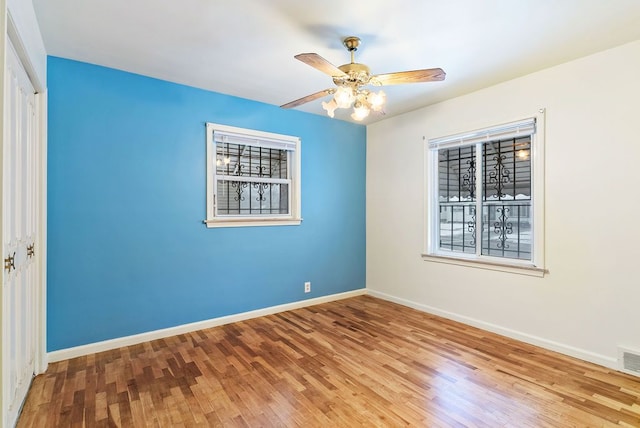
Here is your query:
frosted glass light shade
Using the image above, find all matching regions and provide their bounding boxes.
[334,86,355,108]
[322,99,338,118]
[367,90,386,111]
[351,102,370,121]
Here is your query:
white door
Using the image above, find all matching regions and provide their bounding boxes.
[3,39,39,427]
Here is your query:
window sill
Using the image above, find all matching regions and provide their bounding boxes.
[204,218,302,228]
[421,253,547,277]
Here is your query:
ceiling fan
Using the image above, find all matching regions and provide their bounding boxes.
[280,36,446,121]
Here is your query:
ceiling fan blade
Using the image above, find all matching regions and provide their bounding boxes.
[371,68,446,86]
[280,89,335,109]
[295,53,347,77]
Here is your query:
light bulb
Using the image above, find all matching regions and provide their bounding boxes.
[334,86,355,108]
[322,98,338,118]
[223,156,231,165]
[351,102,370,121]
[367,90,386,111]
[216,158,222,166]
[517,150,529,160]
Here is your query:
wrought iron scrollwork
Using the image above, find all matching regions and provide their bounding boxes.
[4,252,16,273]
[494,207,513,249]
[488,154,511,199]
[231,182,248,201]
[253,182,269,202]
[27,244,35,258]
[462,158,476,198]
[467,207,476,246]
[255,165,270,177]
[254,165,271,202]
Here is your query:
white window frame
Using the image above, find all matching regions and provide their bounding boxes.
[423,110,546,277]
[205,123,302,228]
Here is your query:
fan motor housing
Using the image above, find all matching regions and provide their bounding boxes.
[335,62,371,85]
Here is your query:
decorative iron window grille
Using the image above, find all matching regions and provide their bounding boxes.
[205,123,301,227]
[430,118,535,262]
[215,143,290,215]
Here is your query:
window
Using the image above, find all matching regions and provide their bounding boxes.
[424,114,545,275]
[205,123,301,228]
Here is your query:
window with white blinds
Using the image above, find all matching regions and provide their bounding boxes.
[205,123,301,228]
[424,114,546,275]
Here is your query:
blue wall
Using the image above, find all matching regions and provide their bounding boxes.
[47,57,366,351]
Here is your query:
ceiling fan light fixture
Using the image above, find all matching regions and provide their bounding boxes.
[281,35,445,122]
[322,98,338,118]
[351,101,370,121]
[367,90,386,111]
[334,86,355,108]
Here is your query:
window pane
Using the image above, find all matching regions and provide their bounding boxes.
[438,145,477,254]
[216,181,289,215]
[435,136,533,259]
[481,203,532,260]
[438,146,476,203]
[483,137,531,202]
[216,143,288,179]
[439,204,476,254]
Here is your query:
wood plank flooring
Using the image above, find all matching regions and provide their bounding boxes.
[17,296,640,427]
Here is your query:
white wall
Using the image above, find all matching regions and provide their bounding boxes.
[367,39,640,369]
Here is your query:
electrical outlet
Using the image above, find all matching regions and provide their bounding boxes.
[304,281,311,293]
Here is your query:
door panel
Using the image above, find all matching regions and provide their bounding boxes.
[4,38,38,427]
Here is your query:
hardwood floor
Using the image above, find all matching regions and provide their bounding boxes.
[17,296,640,427]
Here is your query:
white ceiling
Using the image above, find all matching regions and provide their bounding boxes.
[32,0,640,124]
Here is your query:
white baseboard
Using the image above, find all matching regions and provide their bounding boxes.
[47,289,366,363]
[48,287,619,371]
[367,289,618,370]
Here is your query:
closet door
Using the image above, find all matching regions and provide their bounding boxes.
[3,39,38,427]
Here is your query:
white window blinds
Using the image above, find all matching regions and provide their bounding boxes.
[428,118,536,150]
[213,130,298,151]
